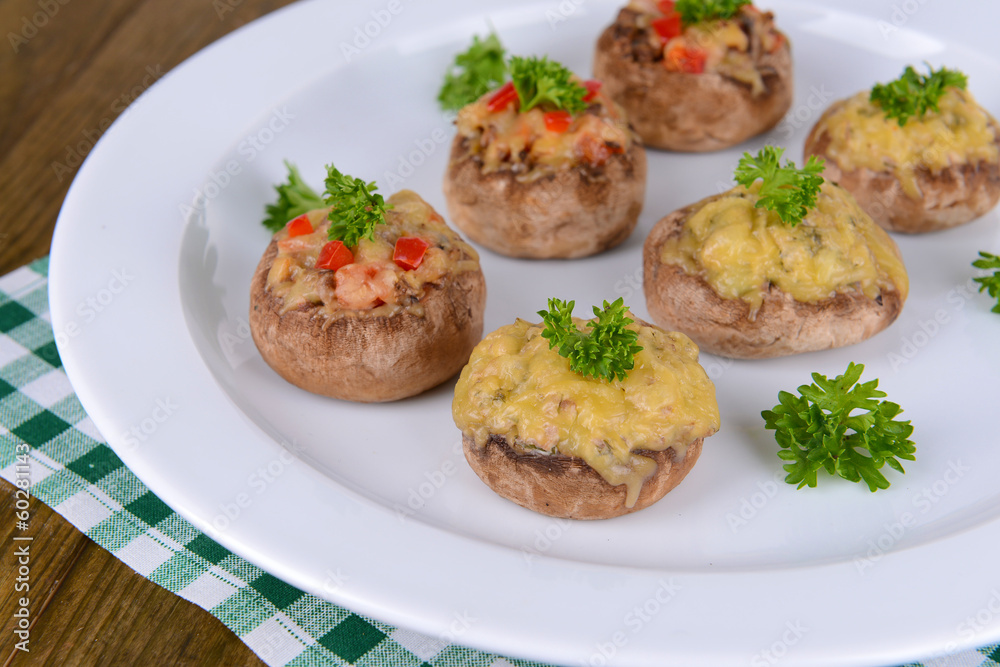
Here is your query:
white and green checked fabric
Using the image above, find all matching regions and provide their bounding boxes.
[1,257,999,667]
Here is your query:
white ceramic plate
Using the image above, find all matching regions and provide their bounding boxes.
[50,0,1000,665]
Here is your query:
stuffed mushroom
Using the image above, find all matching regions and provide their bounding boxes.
[593,0,792,152]
[250,166,486,402]
[643,147,909,358]
[804,64,1000,233]
[443,56,647,259]
[453,298,719,520]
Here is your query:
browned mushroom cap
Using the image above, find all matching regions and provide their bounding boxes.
[593,7,793,152]
[643,194,906,359]
[463,434,703,520]
[249,238,486,402]
[804,98,1000,233]
[442,137,647,259]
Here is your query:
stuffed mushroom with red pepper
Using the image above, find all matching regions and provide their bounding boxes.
[443,55,647,259]
[594,0,792,152]
[250,164,486,402]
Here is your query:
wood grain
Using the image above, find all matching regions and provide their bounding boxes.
[0,479,263,666]
[1,0,296,663]
[0,0,297,276]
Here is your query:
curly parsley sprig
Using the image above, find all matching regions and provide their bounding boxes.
[509,56,588,114]
[261,163,390,246]
[762,362,915,492]
[870,64,968,127]
[734,146,826,227]
[262,161,325,233]
[538,298,643,383]
[973,251,1000,314]
[438,32,509,111]
[675,0,749,25]
[323,165,390,247]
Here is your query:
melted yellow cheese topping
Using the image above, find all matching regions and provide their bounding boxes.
[454,88,633,181]
[659,183,909,316]
[453,318,719,508]
[265,190,479,320]
[816,89,999,198]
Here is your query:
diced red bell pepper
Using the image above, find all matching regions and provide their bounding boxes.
[665,43,707,73]
[392,236,430,270]
[543,110,573,133]
[657,0,676,13]
[768,32,786,53]
[576,134,626,166]
[316,240,354,272]
[486,81,519,112]
[652,12,683,43]
[582,79,602,102]
[286,214,313,238]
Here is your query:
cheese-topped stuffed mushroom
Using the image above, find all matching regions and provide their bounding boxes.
[804,64,1000,233]
[643,147,909,358]
[442,54,647,259]
[453,298,719,520]
[593,0,792,152]
[250,163,486,402]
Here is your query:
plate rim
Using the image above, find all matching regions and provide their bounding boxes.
[48,1,1000,665]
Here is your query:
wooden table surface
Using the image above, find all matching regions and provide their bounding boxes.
[1,1,297,663]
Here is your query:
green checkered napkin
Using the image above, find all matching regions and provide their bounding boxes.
[2,258,998,667]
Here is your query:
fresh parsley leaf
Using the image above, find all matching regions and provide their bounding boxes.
[762,362,916,492]
[262,161,325,233]
[675,0,749,25]
[538,297,643,383]
[323,165,391,247]
[973,251,1000,314]
[734,146,826,227]
[438,32,509,111]
[870,64,968,126]
[509,56,587,114]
